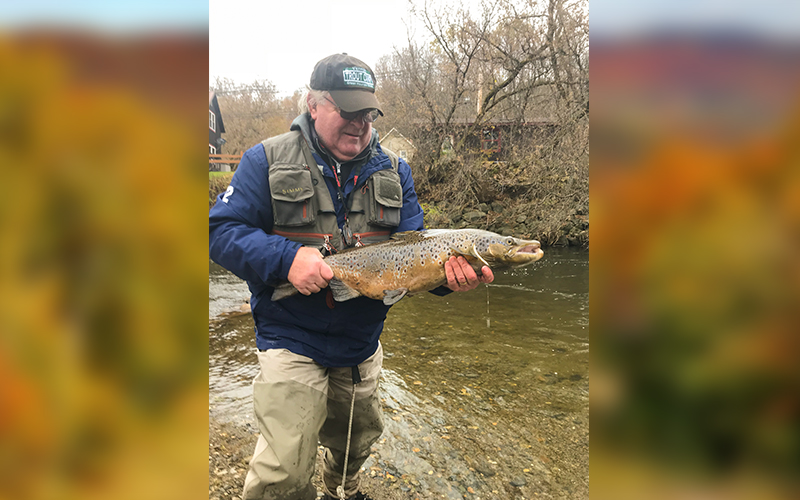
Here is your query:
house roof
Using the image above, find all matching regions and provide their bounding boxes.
[380,127,416,149]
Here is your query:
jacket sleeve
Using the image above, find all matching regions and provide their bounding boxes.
[209,144,302,285]
[394,158,425,232]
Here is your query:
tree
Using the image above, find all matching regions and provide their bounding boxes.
[375,0,588,237]
[210,77,301,157]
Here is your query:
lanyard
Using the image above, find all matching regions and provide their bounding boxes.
[330,159,364,247]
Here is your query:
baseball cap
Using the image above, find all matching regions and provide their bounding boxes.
[310,53,383,115]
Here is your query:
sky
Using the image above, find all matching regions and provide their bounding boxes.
[1,0,207,33]
[212,0,800,96]
[4,1,797,94]
[209,0,422,96]
[592,0,800,39]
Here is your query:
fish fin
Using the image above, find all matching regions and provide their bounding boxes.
[271,281,299,301]
[382,288,408,305]
[390,231,426,243]
[449,248,470,259]
[329,278,363,302]
[470,243,491,268]
[391,230,416,239]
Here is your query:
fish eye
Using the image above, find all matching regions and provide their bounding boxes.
[506,237,514,245]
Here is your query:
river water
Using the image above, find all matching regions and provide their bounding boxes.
[209,247,588,499]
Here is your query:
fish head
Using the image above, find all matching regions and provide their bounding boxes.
[485,236,544,268]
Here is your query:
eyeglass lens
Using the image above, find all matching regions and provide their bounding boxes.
[325,97,379,123]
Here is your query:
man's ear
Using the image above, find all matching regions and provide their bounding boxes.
[308,95,318,119]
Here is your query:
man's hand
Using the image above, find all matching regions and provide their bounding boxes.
[287,247,334,295]
[444,256,494,292]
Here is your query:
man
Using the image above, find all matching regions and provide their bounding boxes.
[209,53,493,500]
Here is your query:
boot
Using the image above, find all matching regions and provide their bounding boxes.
[321,492,373,500]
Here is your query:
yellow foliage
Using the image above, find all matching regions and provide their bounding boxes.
[0,33,208,500]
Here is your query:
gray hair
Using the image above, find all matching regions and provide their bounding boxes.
[299,88,330,114]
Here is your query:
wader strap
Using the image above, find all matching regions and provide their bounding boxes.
[337,372,359,500]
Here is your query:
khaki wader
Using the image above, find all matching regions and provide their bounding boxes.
[242,344,384,500]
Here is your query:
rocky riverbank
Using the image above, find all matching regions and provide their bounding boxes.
[209,311,590,500]
[422,201,588,248]
[209,362,589,500]
[209,418,410,500]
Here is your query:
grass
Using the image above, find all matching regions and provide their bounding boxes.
[209,171,234,208]
[209,171,234,179]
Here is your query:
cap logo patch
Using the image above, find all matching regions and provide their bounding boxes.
[342,67,374,89]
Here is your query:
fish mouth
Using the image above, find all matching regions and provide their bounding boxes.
[517,243,541,254]
[509,240,544,263]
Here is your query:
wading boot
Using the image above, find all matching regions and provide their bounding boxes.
[321,492,373,500]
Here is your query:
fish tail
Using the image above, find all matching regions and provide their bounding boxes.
[271,281,299,301]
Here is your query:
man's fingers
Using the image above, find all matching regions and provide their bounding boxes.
[444,258,457,288]
[319,262,334,282]
[460,261,479,284]
[450,256,468,284]
[299,281,324,296]
[288,247,333,295]
[445,257,465,287]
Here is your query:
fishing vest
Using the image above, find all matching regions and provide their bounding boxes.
[262,130,402,253]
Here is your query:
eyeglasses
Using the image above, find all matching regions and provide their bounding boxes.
[323,96,380,124]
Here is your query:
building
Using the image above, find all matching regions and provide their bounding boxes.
[379,128,416,163]
[209,91,227,170]
[408,120,558,162]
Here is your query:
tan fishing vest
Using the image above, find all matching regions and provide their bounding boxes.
[262,130,402,253]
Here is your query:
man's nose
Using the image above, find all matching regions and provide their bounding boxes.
[350,115,368,127]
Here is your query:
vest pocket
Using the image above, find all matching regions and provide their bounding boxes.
[269,163,316,226]
[367,170,403,227]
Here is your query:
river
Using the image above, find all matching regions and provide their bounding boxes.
[209,247,588,499]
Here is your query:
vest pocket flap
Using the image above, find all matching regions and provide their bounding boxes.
[269,164,314,202]
[373,173,403,208]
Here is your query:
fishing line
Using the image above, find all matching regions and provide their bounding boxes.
[486,283,491,328]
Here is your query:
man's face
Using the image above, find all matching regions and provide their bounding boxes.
[309,95,372,162]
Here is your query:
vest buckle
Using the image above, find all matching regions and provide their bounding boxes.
[323,234,336,254]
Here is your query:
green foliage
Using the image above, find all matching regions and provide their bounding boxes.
[420,202,451,229]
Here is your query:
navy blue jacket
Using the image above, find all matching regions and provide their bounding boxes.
[209,118,425,367]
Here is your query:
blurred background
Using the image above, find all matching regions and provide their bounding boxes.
[591,1,800,499]
[0,2,208,499]
[3,1,800,499]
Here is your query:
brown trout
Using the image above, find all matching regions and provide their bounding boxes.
[271,229,544,305]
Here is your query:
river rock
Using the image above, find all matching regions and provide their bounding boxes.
[463,211,486,222]
[510,476,527,487]
[473,458,496,477]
